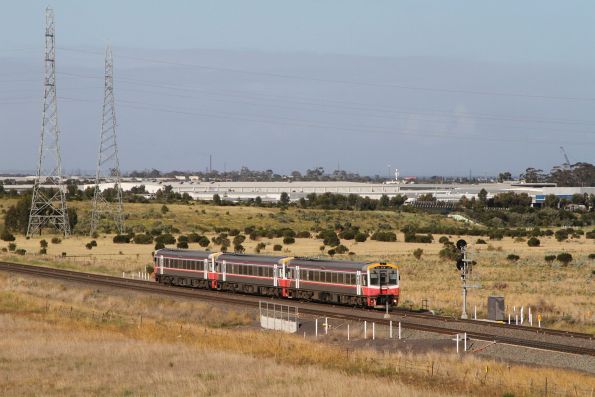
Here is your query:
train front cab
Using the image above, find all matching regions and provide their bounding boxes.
[365,263,399,308]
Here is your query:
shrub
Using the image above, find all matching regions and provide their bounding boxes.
[8,243,16,252]
[155,233,176,245]
[273,244,282,251]
[15,249,26,255]
[354,232,367,242]
[282,236,295,245]
[51,237,62,244]
[404,233,432,243]
[188,233,201,242]
[556,252,573,266]
[134,234,153,244]
[439,244,459,261]
[371,231,397,242]
[255,242,266,253]
[39,239,48,248]
[544,255,556,263]
[178,235,189,244]
[233,235,246,246]
[160,204,169,214]
[413,248,423,260]
[476,239,487,244]
[176,241,189,249]
[554,229,569,242]
[527,237,540,247]
[229,228,240,236]
[198,236,210,247]
[339,229,355,240]
[146,264,154,274]
[85,243,93,250]
[586,230,595,239]
[317,229,340,246]
[233,244,245,253]
[588,253,595,260]
[438,236,449,244]
[154,241,165,250]
[335,244,349,254]
[327,249,336,257]
[1,231,15,241]
[113,234,130,244]
[506,254,520,262]
[39,248,47,255]
[296,231,311,238]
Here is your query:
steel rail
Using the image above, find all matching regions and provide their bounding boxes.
[1,261,593,356]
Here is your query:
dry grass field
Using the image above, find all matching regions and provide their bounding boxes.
[1,200,593,333]
[1,273,594,396]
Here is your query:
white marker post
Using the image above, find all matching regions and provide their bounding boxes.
[529,307,532,326]
[347,324,350,341]
[315,318,318,338]
[325,317,328,335]
[520,306,524,325]
[398,321,402,340]
[364,321,367,339]
[474,305,477,320]
[372,322,375,340]
[464,332,467,352]
[508,313,511,325]
[389,321,393,339]
[515,314,519,325]
[456,333,460,354]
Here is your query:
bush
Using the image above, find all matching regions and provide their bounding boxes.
[327,249,336,257]
[51,237,62,244]
[527,237,540,247]
[134,234,153,244]
[146,264,154,274]
[413,248,423,260]
[198,236,210,247]
[255,242,266,253]
[586,230,595,239]
[588,253,595,260]
[554,229,569,242]
[233,244,245,253]
[439,244,459,261]
[154,241,165,250]
[544,255,556,263]
[371,231,397,242]
[476,239,487,244]
[335,244,349,254]
[39,248,47,255]
[178,235,189,244]
[282,236,295,245]
[506,254,520,262]
[177,241,189,249]
[15,249,26,255]
[438,236,450,244]
[273,244,282,251]
[556,252,573,266]
[317,229,340,246]
[296,231,311,238]
[188,233,201,243]
[404,233,433,243]
[39,239,48,248]
[113,234,130,244]
[228,228,240,236]
[8,243,16,252]
[85,243,93,250]
[155,233,176,245]
[338,229,355,240]
[233,235,246,246]
[354,232,367,242]
[1,231,15,241]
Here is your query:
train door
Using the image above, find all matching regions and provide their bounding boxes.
[356,270,362,295]
[203,259,208,279]
[273,264,278,287]
[295,266,300,289]
[158,255,164,275]
[222,260,227,282]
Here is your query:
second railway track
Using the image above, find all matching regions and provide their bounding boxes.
[1,261,593,357]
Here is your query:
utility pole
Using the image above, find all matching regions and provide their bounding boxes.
[27,7,70,237]
[90,45,124,235]
[455,239,480,319]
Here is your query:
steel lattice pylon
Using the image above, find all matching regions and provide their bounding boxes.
[27,7,70,237]
[90,45,124,235]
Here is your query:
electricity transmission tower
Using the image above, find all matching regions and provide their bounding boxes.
[90,45,124,235]
[27,7,70,237]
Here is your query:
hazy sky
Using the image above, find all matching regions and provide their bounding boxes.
[1,1,594,176]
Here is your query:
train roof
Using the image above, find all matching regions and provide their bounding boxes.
[155,248,375,270]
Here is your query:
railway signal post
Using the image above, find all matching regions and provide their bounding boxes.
[456,240,480,319]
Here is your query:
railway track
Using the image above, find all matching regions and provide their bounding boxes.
[1,261,593,356]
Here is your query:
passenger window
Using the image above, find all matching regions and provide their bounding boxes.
[331,273,338,283]
[370,271,379,286]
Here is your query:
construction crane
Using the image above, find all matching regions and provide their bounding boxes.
[560,146,571,170]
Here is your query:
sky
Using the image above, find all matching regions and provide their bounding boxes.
[1,1,594,176]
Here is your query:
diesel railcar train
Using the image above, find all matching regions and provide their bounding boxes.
[153,249,400,308]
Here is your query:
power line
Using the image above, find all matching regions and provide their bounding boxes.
[57,46,595,103]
